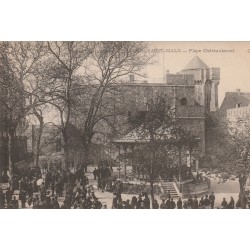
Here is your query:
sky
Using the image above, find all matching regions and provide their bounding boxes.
[39,41,250,124]
[145,42,250,106]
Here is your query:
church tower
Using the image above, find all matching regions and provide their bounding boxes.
[178,56,220,111]
[210,67,220,111]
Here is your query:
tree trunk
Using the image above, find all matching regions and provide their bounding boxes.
[189,146,193,169]
[62,130,69,170]
[178,146,182,183]
[239,174,247,209]
[82,133,93,170]
[150,150,155,209]
[150,179,154,209]
[7,129,15,181]
[34,119,44,168]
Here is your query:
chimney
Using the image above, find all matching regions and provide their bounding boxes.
[129,74,135,84]
[236,89,241,95]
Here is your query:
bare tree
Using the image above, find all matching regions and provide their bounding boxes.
[0,42,45,180]
[79,42,153,168]
[39,41,92,169]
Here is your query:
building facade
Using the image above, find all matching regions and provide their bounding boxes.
[111,56,220,167]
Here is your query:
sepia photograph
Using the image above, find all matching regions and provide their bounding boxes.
[2,2,250,250]
[0,41,250,209]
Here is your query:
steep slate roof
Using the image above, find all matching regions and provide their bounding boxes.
[240,92,250,100]
[220,92,250,111]
[182,56,209,70]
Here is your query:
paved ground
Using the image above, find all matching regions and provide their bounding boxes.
[208,175,240,208]
[88,167,242,208]
[0,166,243,208]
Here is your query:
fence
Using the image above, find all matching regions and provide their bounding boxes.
[173,175,210,198]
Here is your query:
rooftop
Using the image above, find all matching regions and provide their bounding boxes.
[182,56,209,71]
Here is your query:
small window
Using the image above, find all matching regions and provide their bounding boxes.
[180,98,187,106]
[236,102,241,108]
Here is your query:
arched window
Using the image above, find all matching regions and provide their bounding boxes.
[180,98,187,106]
[236,102,241,108]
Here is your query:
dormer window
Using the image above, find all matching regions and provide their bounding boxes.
[236,102,241,108]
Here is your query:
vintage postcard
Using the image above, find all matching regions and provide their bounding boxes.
[0,41,249,209]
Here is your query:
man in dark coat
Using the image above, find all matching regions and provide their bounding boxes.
[203,195,211,208]
[221,198,228,209]
[199,196,204,208]
[193,196,199,209]
[19,190,26,208]
[160,198,166,209]
[187,196,194,208]
[209,192,215,209]
[93,198,102,209]
[170,198,176,209]
[177,197,182,209]
[153,200,159,209]
[165,198,171,209]
[228,197,235,209]
[10,196,19,209]
[143,194,150,209]
[93,168,97,180]
[0,188,5,208]
[5,188,12,207]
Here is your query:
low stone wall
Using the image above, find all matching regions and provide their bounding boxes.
[121,181,163,196]
[174,176,210,198]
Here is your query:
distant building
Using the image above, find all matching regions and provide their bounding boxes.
[220,89,250,111]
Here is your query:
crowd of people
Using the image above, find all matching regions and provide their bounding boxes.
[110,191,237,209]
[0,162,244,209]
[0,162,98,209]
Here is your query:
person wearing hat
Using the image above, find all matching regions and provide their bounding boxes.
[131,196,137,209]
[11,196,19,209]
[160,198,166,209]
[125,199,132,209]
[170,198,176,209]
[136,196,143,209]
[187,196,194,209]
[177,197,182,209]
[165,198,171,209]
[5,187,12,207]
[19,189,27,208]
[199,196,204,209]
[153,200,159,209]
[144,193,150,209]
[209,191,215,209]
[203,195,211,208]
[228,197,235,209]
[117,199,123,209]
[193,195,199,209]
[93,198,102,209]
[122,201,127,209]
[112,193,118,209]
[221,198,228,209]
[183,201,188,209]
